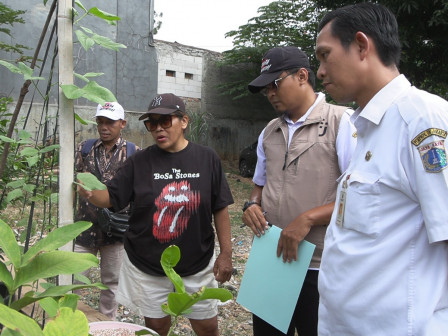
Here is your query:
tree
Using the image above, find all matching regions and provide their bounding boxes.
[219,0,322,99]
[221,0,448,100]
[0,2,29,57]
[314,0,448,99]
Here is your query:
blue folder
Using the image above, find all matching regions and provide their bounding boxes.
[236,225,316,333]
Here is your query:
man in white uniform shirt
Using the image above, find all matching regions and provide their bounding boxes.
[315,3,448,335]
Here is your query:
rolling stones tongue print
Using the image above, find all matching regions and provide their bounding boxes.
[153,180,200,243]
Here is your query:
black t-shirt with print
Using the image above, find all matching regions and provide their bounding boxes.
[107,142,234,276]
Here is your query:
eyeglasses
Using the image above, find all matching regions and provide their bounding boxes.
[260,72,295,96]
[144,114,179,132]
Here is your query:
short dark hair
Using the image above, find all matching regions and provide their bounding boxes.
[318,2,401,68]
[286,67,316,90]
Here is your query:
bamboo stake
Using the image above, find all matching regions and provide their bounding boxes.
[57,0,75,286]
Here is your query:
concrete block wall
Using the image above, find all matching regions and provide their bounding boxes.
[155,40,207,99]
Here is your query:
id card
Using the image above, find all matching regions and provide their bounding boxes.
[336,176,349,227]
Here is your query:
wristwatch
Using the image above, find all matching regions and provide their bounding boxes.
[242,201,260,212]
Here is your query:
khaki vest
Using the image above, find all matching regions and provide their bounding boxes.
[262,100,347,268]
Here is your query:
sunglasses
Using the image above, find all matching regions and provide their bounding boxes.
[143,113,182,132]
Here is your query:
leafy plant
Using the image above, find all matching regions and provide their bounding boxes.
[0,219,107,335]
[186,110,211,144]
[157,245,233,336]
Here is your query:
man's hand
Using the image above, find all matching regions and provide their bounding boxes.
[277,215,312,263]
[242,204,269,237]
[213,253,233,283]
[76,182,93,200]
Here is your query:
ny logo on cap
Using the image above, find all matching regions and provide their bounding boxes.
[152,96,163,107]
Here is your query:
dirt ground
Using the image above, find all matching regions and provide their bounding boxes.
[79,160,257,335]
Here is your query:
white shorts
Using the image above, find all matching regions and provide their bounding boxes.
[116,252,218,319]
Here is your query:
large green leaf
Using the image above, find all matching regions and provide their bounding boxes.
[75,29,95,51]
[38,297,59,318]
[88,7,120,22]
[40,144,60,154]
[91,34,126,51]
[22,221,92,266]
[60,84,83,99]
[75,172,106,191]
[0,135,15,143]
[14,251,98,289]
[0,219,21,268]
[166,287,232,316]
[82,80,116,104]
[20,147,39,157]
[0,303,44,336]
[161,245,185,294]
[6,189,23,203]
[0,262,14,293]
[9,283,106,311]
[61,81,116,105]
[42,307,89,336]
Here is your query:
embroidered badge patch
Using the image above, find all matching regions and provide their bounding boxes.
[418,140,447,173]
[412,128,447,146]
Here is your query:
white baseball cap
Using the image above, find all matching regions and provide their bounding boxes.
[95,102,125,120]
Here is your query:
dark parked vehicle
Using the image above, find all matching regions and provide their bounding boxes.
[239,141,258,177]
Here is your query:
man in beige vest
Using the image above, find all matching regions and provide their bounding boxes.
[241,46,356,336]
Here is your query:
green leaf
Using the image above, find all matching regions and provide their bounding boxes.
[0,261,14,293]
[50,193,59,204]
[0,60,22,74]
[88,7,120,21]
[81,81,117,105]
[16,62,32,78]
[76,172,106,191]
[22,221,92,266]
[75,0,87,13]
[161,245,185,294]
[0,304,44,336]
[23,184,36,193]
[91,33,126,51]
[18,129,32,140]
[83,72,104,78]
[0,135,15,143]
[42,307,89,336]
[26,155,39,167]
[58,294,79,311]
[74,73,90,83]
[6,179,25,188]
[14,251,98,289]
[75,30,95,51]
[6,189,23,203]
[75,113,88,125]
[75,72,104,83]
[39,297,59,318]
[20,147,39,157]
[9,283,107,312]
[60,84,83,99]
[40,144,60,153]
[80,26,94,35]
[62,81,116,105]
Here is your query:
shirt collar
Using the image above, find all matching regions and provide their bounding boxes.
[284,92,324,125]
[352,74,411,126]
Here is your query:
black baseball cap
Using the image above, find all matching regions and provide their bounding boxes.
[138,93,186,120]
[248,46,311,93]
